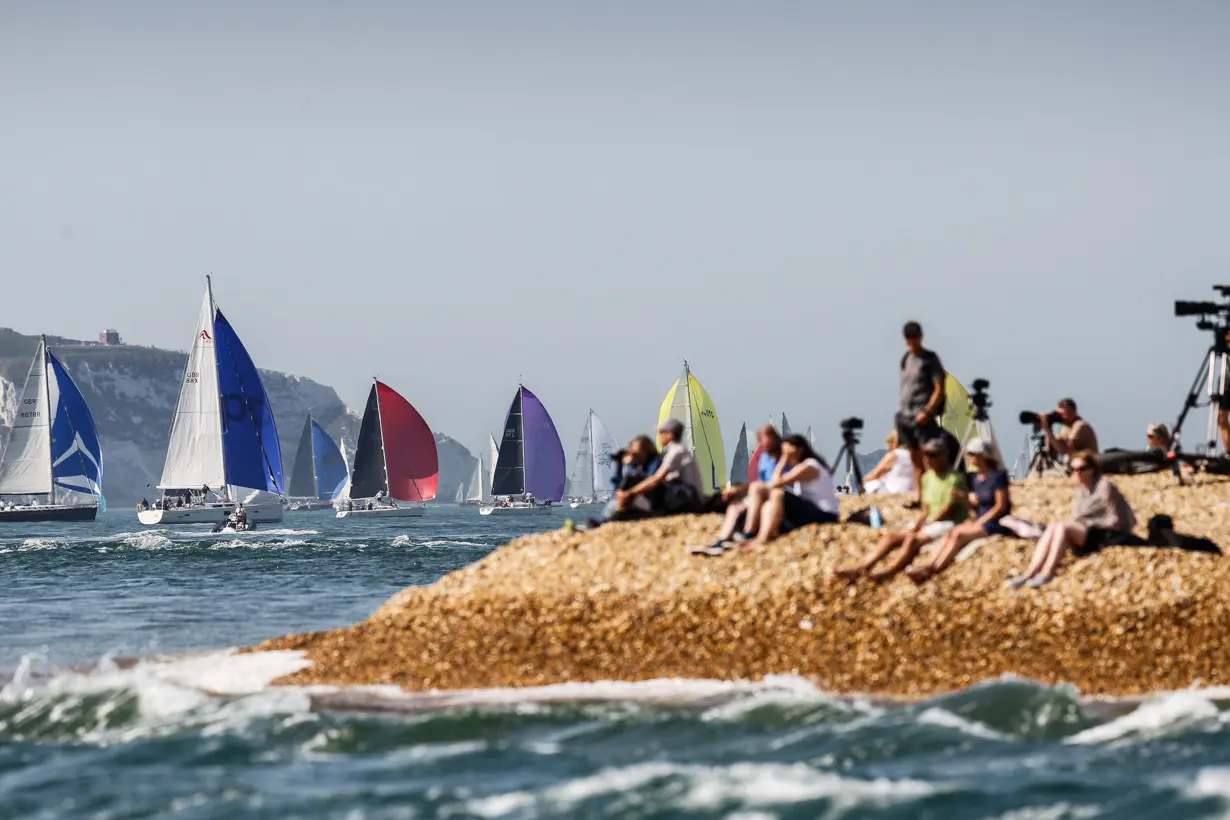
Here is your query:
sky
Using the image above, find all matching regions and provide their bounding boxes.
[4,1,1230,463]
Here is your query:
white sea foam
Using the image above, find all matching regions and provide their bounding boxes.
[992,803,1100,819]
[1067,690,1219,745]
[465,761,938,817]
[118,532,174,550]
[390,535,412,547]
[917,707,1009,740]
[1187,767,1230,801]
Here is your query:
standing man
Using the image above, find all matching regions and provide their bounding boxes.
[896,321,946,506]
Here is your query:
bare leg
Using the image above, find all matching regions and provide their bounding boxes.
[909,522,979,580]
[909,448,923,504]
[717,500,748,541]
[837,531,907,578]
[868,532,932,581]
[1019,523,1062,579]
[751,488,787,546]
[742,482,769,535]
[1036,523,1086,581]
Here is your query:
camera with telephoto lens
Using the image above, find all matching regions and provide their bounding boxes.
[1019,410,1061,427]
[840,417,864,432]
[970,378,991,414]
[1176,286,1230,337]
[610,449,628,461]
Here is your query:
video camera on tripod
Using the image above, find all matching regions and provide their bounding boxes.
[1169,285,1230,460]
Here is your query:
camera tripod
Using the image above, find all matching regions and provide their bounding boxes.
[831,430,865,494]
[1170,339,1230,459]
[1020,428,1065,478]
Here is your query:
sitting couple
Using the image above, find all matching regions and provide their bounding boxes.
[603,419,705,522]
[839,437,1015,582]
[692,434,838,555]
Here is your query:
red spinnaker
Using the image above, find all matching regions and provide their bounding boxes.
[376,381,438,502]
[748,445,764,484]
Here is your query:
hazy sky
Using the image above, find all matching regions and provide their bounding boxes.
[4,2,1230,462]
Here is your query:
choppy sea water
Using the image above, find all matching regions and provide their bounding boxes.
[4,508,1230,819]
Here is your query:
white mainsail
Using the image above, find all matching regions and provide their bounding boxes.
[568,415,594,499]
[487,434,500,492]
[465,456,486,503]
[0,339,53,496]
[588,411,618,499]
[159,285,225,490]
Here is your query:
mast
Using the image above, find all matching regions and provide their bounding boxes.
[519,385,528,497]
[41,336,54,505]
[205,274,229,502]
[682,360,695,457]
[307,410,320,499]
[372,378,391,499]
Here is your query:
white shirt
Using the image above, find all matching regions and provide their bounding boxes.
[883,448,916,493]
[790,458,839,514]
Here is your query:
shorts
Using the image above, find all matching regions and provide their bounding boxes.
[896,412,942,451]
[981,519,1014,537]
[1220,392,1230,412]
[779,492,839,533]
[920,520,956,540]
[1074,527,1147,556]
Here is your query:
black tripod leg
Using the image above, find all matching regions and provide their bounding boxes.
[1171,347,1212,450]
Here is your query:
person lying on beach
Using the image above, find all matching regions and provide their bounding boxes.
[837,439,967,581]
[692,435,837,554]
[1007,451,1137,588]
[906,437,1011,583]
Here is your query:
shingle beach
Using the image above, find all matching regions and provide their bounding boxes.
[256,472,1230,698]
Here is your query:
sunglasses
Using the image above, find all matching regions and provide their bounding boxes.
[1072,463,1092,473]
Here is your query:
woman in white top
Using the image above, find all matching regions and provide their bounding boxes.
[863,430,916,495]
[748,434,839,547]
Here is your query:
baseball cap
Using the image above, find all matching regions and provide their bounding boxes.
[658,418,684,438]
[966,437,988,456]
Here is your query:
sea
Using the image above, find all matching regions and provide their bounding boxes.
[3,507,1230,819]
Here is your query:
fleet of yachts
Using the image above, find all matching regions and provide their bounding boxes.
[0,277,770,528]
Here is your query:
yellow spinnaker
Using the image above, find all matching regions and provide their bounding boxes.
[941,373,976,445]
[658,364,727,493]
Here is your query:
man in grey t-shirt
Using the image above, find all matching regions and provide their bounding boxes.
[616,418,704,515]
[895,321,946,505]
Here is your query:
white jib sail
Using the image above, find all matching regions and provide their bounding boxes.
[0,340,53,495]
[569,414,595,498]
[589,412,618,498]
[159,286,225,489]
[465,456,484,503]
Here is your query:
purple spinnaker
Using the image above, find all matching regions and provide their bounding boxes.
[521,386,566,502]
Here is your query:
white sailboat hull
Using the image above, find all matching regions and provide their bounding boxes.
[138,502,284,526]
[336,504,425,519]
[478,503,554,516]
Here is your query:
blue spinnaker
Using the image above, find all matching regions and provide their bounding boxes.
[311,420,348,500]
[213,310,284,494]
[48,353,104,499]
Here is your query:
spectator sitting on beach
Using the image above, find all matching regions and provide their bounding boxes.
[594,436,659,523]
[837,439,967,582]
[693,434,837,554]
[1008,451,1136,588]
[713,425,783,511]
[1042,398,1099,461]
[1145,423,1170,454]
[896,320,946,507]
[863,430,916,495]
[906,438,1011,583]
[615,420,703,518]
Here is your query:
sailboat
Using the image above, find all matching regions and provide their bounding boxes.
[658,361,726,494]
[457,452,491,507]
[138,278,285,526]
[480,385,565,515]
[0,337,104,522]
[729,422,751,488]
[337,379,438,518]
[566,409,618,508]
[285,413,349,511]
[781,413,793,437]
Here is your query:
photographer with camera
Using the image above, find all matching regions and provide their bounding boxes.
[1035,398,1098,461]
[896,321,946,505]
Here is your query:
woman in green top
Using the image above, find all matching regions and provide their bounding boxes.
[837,439,968,582]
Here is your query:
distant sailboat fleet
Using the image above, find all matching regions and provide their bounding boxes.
[0,279,838,527]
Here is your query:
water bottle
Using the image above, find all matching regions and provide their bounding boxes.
[869,505,883,529]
